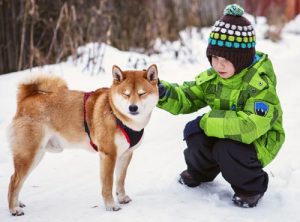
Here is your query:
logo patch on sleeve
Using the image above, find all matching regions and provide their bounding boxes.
[254,102,269,116]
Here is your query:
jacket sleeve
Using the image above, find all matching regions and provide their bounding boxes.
[200,75,282,144]
[157,80,207,115]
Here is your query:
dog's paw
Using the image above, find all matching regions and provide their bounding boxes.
[18,201,26,208]
[10,207,25,216]
[105,204,121,211]
[117,195,132,204]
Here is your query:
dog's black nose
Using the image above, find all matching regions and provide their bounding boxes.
[129,105,138,112]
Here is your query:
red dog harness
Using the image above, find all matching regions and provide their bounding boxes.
[83,92,144,152]
[83,92,98,151]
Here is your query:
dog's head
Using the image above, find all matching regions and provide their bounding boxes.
[110,64,159,125]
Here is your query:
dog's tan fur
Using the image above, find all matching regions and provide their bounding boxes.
[8,65,159,215]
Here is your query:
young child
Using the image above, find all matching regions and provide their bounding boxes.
[157,4,285,208]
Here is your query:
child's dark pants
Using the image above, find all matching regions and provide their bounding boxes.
[184,130,269,195]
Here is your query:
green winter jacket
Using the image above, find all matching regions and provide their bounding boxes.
[157,52,285,166]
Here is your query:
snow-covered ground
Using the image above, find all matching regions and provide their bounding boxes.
[1,16,300,222]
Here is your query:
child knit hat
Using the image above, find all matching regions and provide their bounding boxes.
[206,4,256,74]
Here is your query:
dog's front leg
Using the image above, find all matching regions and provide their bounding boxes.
[100,151,120,211]
[115,150,133,204]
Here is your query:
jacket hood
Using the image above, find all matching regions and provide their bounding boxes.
[251,51,277,86]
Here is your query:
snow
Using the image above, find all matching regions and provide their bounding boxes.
[1,16,300,222]
[283,14,300,34]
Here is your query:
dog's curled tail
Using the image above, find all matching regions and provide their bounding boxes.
[17,75,68,102]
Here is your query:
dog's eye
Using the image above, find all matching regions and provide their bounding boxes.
[122,90,130,97]
[138,92,147,97]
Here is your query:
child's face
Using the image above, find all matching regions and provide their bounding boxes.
[212,56,235,79]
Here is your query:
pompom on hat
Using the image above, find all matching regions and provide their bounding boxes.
[206,4,256,74]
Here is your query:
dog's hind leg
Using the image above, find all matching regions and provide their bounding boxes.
[8,122,45,216]
[115,150,133,204]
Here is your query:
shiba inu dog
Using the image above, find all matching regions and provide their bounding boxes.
[8,65,159,216]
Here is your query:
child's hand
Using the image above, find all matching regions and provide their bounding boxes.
[183,115,203,140]
[158,79,166,99]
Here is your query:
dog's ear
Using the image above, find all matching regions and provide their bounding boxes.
[146,64,158,82]
[112,65,123,82]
